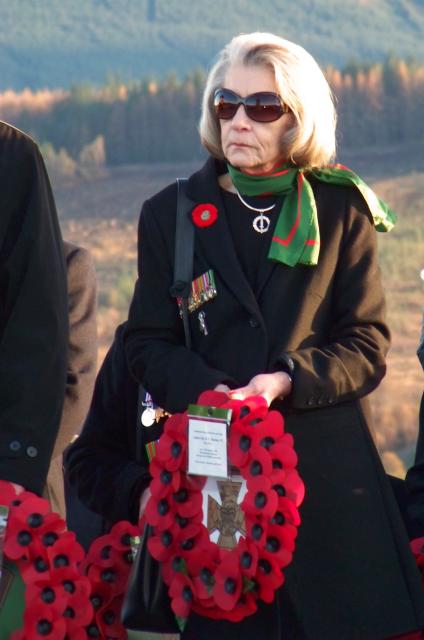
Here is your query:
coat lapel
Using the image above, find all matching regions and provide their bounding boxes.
[186,157,261,319]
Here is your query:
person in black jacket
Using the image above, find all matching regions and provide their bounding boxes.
[65,323,152,530]
[0,121,68,495]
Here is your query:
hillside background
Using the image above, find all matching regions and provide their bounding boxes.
[1,0,424,90]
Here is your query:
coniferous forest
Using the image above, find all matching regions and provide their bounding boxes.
[0,58,423,167]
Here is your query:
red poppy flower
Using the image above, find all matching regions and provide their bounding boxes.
[229,420,256,469]
[236,537,259,579]
[228,395,268,424]
[191,203,218,228]
[254,554,285,603]
[46,532,85,577]
[172,480,203,519]
[178,522,210,558]
[245,514,268,546]
[169,573,196,618]
[87,561,129,595]
[243,476,278,519]
[272,495,301,527]
[63,619,87,640]
[145,494,176,530]
[96,593,126,638]
[156,414,188,472]
[187,547,219,600]
[107,520,141,551]
[19,554,52,583]
[261,523,296,566]
[25,580,68,615]
[269,468,304,508]
[250,410,285,450]
[213,553,242,611]
[245,446,273,480]
[84,534,116,569]
[88,580,115,617]
[148,527,176,562]
[268,440,298,471]
[150,457,181,499]
[22,603,66,640]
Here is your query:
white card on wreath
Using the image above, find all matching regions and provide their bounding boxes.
[187,404,232,479]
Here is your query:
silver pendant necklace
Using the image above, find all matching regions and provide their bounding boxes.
[235,188,276,234]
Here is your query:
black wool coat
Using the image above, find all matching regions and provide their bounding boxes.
[0,122,68,494]
[102,157,424,638]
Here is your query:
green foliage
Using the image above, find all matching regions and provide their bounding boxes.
[0,0,424,90]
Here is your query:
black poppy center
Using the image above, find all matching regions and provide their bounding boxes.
[34,556,48,572]
[101,569,116,583]
[158,499,170,515]
[42,531,58,546]
[17,530,32,546]
[200,567,213,585]
[100,545,111,559]
[181,538,194,551]
[53,554,69,568]
[27,513,44,528]
[254,492,267,509]
[173,488,188,503]
[272,459,283,469]
[41,587,55,604]
[265,536,280,553]
[272,511,286,526]
[239,435,251,452]
[240,551,252,569]
[171,441,182,458]
[91,594,103,609]
[172,556,184,571]
[182,585,193,602]
[87,625,101,638]
[224,577,237,594]
[161,531,173,547]
[160,469,172,485]
[120,533,131,546]
[64,606,75,618]
[103,610,116,625]
[239,406,250,418]
[63,579,76,593]
[176,514,189,528]
[250,461,262,476]
[258,558,272,575]
[260,436,275,450]
[252,523,263,540]
[273,483,286,497]
[36,620,52,635]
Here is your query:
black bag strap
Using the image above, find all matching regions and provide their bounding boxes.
[170,177,195,351]
[136,178,195,461]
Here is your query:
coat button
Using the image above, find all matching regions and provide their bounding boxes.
[307,398,314,406]
[328,398,335,404]
[249,317,259,328]
[317,398,323,405]
[9,440,21,452]
[26,446,38,458]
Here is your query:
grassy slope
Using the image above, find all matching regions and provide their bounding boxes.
[1,0,424,89]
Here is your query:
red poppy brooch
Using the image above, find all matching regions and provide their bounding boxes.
[144,390,305,629]
[191,203,218,228]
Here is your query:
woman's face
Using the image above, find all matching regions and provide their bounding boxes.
[219,64,294,175]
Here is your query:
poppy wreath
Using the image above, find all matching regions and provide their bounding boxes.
[144,390,306,630]
[0,480,139,639]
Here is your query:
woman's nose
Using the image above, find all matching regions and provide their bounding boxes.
[230,104,251,129]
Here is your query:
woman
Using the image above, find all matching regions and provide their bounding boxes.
[128,33,423,638]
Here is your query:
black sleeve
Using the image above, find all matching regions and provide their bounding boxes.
[272,195,390,409]
[125,198,232,414]
[64,325,150,524]
[0,124,68,494]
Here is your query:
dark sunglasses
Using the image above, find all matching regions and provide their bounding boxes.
[213,88,289,123]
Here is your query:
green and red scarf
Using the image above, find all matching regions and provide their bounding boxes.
[227,163,396,267]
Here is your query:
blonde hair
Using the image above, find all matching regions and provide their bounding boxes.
[199,32,336,169]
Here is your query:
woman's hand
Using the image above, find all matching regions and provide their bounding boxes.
[214,383,231,393]
[229,372,292,406]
